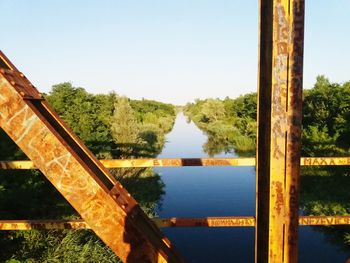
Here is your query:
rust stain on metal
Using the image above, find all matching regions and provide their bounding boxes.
[285,0,305,258]
[0,158,255,169]
[303,157,335,166]
[256,0,304,262]
[4,216,350,231]
[0,51,184,263]
[272,181,284,215]
[4,157,350,169]
[299,216,350,226]
[154,217,256,228]
[0,69,42,100]
[0,220,89,230]
[271,1,289,161]
[301,157,350,166]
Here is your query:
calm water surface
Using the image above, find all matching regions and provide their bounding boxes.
[155,113,350,263]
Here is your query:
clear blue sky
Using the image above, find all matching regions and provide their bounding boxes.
[1,1,349,105]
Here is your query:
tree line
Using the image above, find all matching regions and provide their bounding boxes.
[46,82,176,159]
[184,75,350,157]
[184,93,257,155]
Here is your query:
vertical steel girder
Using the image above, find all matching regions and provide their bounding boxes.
[256,0,305,263]
[0,51,184,263]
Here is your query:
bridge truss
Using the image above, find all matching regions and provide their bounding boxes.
[2,0,349,262]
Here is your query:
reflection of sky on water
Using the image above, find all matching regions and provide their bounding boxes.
[155,113,349,263]
[156,166,255,218]
[158,113,235,158]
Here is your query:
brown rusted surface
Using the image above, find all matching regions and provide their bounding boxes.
[0,220,89,230]
[0,158,256,169]
[154,217,256,228]
[0,51,184,263]
[157,216,350,228]
[0,68,43,100]
[301,157,350,166]
[298,216,350,226]
[4,157,350,169]
[4,216,350,230]
[256,1,305,263]
[158,216,350,227]
[102,157,255,167]
[0,160,34,169]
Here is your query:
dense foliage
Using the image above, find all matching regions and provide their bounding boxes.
[302,76,350,156]
[45,82,176,159]
[299,77,350,249]
[184,76,350,158]
[184,95,257,156]
[0,82,175,262]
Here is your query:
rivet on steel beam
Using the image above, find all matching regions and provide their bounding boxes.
[20,91,26,97]
[10,81,16,86]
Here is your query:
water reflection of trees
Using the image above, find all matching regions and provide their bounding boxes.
[202,131,255,157]
[301,166,350,250]
[202,133,233,157]
[113,168,165,217]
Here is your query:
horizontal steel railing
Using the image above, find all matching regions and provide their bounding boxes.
[1,216,350,230]
[1,157,349,230]
[1,157,350,169]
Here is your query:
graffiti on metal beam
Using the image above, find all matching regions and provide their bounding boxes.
[299,216,350,226]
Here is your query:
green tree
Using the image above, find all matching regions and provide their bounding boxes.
[46,82,116,143]
[46,82,116,157]
[200,99,225,122]
[232,92,257,120]
[111,96,141,158]
[302,76,350,155]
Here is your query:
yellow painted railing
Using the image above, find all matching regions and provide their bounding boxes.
[1,157,350,169]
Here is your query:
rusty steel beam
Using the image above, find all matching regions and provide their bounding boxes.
[256,0,305,263]
[0,51,184,263]
[3,157,350,169]
[3,216,350,230]
[156,216,350,227]
[157,216,350,227]
[101,157,255,167]
[154,217,255,228]
[0,220,89,230]
[0,158,255,169]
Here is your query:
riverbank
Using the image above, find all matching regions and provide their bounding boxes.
[183,95,257,155]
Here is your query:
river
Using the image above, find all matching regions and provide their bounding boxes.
[155,113,350,263]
